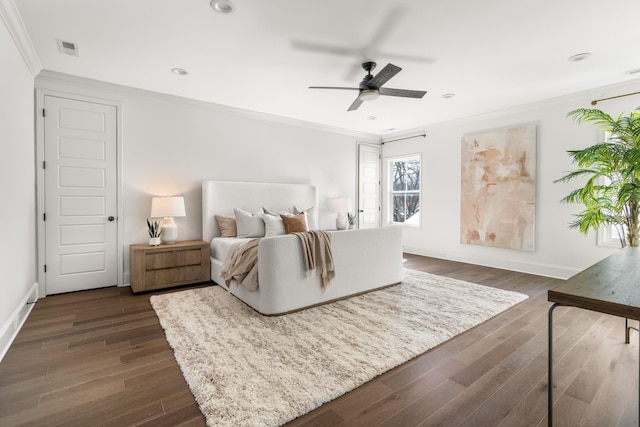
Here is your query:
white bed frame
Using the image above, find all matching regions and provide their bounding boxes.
[202,180,403,315]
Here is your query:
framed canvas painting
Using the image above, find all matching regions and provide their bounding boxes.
[460,124,536,251]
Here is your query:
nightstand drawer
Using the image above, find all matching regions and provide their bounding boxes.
[145,248,203,270]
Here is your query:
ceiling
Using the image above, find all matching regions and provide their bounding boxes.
[14,0,640,136]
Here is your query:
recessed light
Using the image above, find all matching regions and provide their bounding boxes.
[210,0,234,13]
[367,116,377,120]
[568,53,592,62]
[171,68,188,76]
[441,93,456,99]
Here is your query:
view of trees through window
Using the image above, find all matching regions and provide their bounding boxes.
[390,156,420,224]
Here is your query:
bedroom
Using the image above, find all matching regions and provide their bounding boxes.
[2,0,640,425]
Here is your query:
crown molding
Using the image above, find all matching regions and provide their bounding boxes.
[0,0,42,76]
[35,70,381,141]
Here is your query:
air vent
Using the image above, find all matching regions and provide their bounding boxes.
[57,39,79,56]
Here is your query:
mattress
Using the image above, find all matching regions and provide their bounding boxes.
[210,237,253,261]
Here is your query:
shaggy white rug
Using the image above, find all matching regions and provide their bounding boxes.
[150,268,528,427]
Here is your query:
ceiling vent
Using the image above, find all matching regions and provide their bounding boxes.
[57,39,78,56]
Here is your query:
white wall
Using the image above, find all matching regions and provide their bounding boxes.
[383,81,640,278]
[35,72,378,286]
[0,17,38,359]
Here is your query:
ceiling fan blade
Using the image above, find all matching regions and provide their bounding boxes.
[347,97,363,111]
[309,86,360,91]
[379,88,427,98]
[368,63,402,88]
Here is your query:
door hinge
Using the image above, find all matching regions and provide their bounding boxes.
[44,264,47,273]
[42,108,46,117]
[42,161,46,169]
[43,213,46,221]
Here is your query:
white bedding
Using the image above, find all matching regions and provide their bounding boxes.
[210,237,252,261]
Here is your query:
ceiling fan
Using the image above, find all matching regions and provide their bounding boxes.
[309,62,427,111]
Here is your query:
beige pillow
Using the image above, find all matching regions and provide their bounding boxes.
[215,215,237,237]
[281,213,307,234]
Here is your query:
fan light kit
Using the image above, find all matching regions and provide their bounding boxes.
[210,0,234,13]
[359,89,380,101]
[309,61,427,111]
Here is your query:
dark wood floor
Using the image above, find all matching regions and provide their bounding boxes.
[0,254,637,426]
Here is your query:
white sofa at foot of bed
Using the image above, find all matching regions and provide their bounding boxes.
[210,226,403,315]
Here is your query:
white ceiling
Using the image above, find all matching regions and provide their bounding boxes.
[14,0,640,135]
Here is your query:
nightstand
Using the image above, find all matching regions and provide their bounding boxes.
[130,239,211,293]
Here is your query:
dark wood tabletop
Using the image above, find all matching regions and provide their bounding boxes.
[548,247,640,321]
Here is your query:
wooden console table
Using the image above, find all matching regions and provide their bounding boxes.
[548,247,640,426]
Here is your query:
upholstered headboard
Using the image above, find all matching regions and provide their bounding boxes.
[202,180,318,243]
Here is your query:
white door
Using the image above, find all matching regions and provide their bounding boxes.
[44,95,118,294]
[357,143,381,229]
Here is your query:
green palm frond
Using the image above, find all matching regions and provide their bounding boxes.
[558,107,640,246]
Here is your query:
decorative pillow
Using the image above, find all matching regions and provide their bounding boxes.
[234,208,265,238]
[293,205,317,230]
[262,213,286,237]
[262,206,293,216]
[281,213,308,234]
[214,215,237,237]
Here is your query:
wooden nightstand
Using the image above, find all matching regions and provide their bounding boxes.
[130,239,211,293]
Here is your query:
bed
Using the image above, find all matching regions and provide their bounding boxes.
[202,180,403,315]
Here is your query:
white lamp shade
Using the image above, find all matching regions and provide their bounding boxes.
[150,196,186,218]
[327,197,352,213]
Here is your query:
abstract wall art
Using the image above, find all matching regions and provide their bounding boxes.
[460,124,536,251]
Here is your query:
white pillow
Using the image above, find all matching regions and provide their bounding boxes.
[262,213,286,237]
[262,206,293,216]
[234,208,265,238]
[294,205,317,230]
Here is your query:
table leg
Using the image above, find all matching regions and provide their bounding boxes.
[548,303,561,427]
[626,318,630,344]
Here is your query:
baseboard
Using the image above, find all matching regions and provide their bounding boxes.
[0,283,38,363]
[403,246,580,280]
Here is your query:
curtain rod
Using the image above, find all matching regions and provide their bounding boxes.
[591,91,640,105]
[381,132,426,145]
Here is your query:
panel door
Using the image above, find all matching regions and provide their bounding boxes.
[358,143,381,229]
[44,95,118,294]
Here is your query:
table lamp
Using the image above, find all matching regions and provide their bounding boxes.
[150,196,186,244]
[328,198,352,230]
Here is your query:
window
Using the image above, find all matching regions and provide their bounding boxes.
[598,224,625,248]
[389,155,421,226]
[596,132,627,248]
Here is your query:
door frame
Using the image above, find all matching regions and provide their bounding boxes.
[35,89,124,297]
[356,141,382,228]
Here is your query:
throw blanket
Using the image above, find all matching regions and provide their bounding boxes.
[220,239,260,291]
[295,230,335,287]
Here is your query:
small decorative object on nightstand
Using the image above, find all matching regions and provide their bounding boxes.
[130,239,210,293]
[147,219,162,246]
[347,212,356,229]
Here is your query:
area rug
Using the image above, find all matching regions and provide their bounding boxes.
[150,268,528,427]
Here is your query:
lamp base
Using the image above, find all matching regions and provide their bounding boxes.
[160,217,178,244]
[336,214,347,231]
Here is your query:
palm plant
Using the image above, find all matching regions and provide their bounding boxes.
[555,107,640,247]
